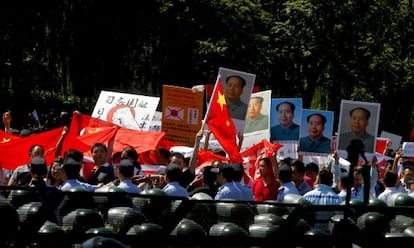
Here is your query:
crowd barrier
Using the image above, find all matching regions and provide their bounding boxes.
[1,186,414,247]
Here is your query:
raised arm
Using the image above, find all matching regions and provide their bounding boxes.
[188,127,204,174]
[54,126,68,158]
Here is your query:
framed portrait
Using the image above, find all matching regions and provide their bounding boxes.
[270,98,303,143]
[218,67,256,135]
[299,109,334,156]
[336,100,381,160]
[240,90,271,151]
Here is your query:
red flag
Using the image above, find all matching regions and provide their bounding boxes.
[68,111,117,138]
[0,130,21,143]
[206,76,243,163]
[195,149,228,169]
[240,139,284,180]
[112,127,166,154]
[0,127,65,170]
[68,112,120,160]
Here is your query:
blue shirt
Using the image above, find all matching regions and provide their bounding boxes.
[215,182,250,200]
[118,179,142,194]
[303,184,342,231]
[60,179,99,192]
[297,180,312,195]
[299,135,331,153]
[270,123,300,141]
[162,181,189,198]
[276,182,300,202]
[232,181,255,201]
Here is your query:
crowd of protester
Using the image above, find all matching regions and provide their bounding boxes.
[2,109,414,247]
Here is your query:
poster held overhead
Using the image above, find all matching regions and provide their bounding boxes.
[336,100,381,162]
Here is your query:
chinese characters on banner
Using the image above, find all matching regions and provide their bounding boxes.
[91,90,160,131]
[161,85,204,147]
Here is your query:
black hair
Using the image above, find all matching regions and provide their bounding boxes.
[306,113,327,124]
[383,170,398,187]
[318,169,333,186]
[276,101,295,112]
[64,148,84,163]
[122,146,139,161]
[158,147,171,160]
[349,107,371,120]
[90,142,108,153]
[305,162,319,173]
[291,160,306,174]
[226,75,246,88]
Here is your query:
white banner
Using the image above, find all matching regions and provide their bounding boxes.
[92,90,160,131]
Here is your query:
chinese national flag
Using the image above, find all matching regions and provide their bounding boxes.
[0,127,65,170]
[195,148,228,169]
[206,76,243,163]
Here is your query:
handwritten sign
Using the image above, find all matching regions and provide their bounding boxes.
[92,90,160,131]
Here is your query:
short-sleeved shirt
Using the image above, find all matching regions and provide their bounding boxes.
[60,179,99,192]
[215,182,249,200]
[232,181,255,201]
[276,182,300,202]
[296,180,312,195]
[251,177,279,201]
[162,181,189,198]
[86,162,115,185]
[117,179,142,194]
[10,164,31,186]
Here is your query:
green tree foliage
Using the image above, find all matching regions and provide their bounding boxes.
[0,0,412,138]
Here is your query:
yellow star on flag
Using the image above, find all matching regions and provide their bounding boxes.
[217,91,226,111]
[1,137,11,143]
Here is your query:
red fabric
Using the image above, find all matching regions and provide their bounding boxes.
[206,76,243,163]
[112,127,166,154]
[303,175,314,189]
[68,111,116,137]
[410,126,414,142]
[195,149,228,169]
[375,138,388,154]
[240,139,284,180]
[0,127,65,170]
[251,177,279,201]
[68,112,168,163]
[0,130,21,142]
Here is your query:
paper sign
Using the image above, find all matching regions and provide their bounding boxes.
[161,85,204,146]
[91,90,160,131]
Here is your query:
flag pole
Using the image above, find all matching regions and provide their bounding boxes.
[188,75,221,173]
